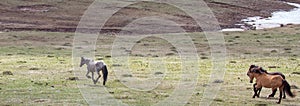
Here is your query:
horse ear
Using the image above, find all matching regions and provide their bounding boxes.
[250,65,256,68]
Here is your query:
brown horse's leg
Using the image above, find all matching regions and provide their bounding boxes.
[283,87,286,99]
[257,87,262,98]
[277,86,284,104]
[268,88,277,98]
[253,83,259,98]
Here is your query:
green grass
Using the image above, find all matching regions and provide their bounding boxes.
[1,26,300,105]
[0,55,86,105]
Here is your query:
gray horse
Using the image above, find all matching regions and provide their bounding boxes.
[80,57,108,85]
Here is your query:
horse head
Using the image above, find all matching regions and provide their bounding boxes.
[80,57,87,67]
[247,65,263,83]
[247,71,254,83]
[247,65,257,83]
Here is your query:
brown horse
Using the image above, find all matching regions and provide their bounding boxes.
[248,65,286,98]
[247,67,295,104]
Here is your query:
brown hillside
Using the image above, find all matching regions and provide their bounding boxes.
[0,0,297,33]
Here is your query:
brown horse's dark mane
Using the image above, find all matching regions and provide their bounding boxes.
[250,67,264,74]
[250,65,286,79]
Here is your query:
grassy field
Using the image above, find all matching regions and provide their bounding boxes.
[1,25,300,105]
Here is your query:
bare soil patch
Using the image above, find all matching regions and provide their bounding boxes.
[0,0,296,33]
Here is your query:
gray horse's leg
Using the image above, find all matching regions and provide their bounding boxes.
[91,72,97,84]
[94,71,101,84]
[86,71,91,78]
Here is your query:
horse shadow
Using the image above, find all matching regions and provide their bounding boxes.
[84,84,104,88]
[259,96,279,100]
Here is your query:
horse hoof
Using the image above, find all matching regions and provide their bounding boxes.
[276,102,280,104]
[252,96,255,98]
[86,76,91,79]
[283,97,286,99]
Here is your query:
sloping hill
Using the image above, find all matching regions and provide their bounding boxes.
[0,0,295,33]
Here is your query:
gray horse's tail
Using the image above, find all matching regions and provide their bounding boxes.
[102,65,108,85]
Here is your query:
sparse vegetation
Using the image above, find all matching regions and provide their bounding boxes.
[1,25,300,105]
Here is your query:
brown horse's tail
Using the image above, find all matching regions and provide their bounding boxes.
[102,65,108,85]
[283,80,296,98]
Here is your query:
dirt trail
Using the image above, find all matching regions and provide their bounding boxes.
[0,0,296,33]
